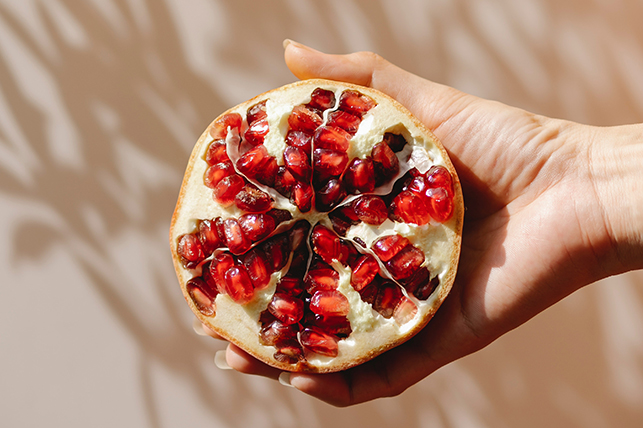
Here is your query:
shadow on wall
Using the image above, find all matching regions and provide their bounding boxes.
[1,0,643,427]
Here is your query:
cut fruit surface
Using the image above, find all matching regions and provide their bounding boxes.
[170,79,463,373]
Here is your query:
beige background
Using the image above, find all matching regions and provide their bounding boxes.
[1,0,643,427]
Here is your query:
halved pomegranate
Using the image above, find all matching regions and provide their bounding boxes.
[170,79,463,373]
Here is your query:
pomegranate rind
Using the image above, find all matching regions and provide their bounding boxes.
[170,79,464,373]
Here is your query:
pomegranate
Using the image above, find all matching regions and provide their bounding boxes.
[170,79,463,373]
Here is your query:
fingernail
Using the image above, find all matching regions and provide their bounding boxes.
[283,39,294,49]
[278,372,293,387]
[192,318,208,336]
[283,39,305,50]
[214,350,232,370]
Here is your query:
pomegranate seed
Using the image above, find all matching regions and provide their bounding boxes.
[285,130,312,154]
[372,234,411,262]
[352,195,388,225]
[308,88,336,111]
[238,213,276,242]
[274,339,305,363]
[204,161,235,189]
[257,156,278,187]
[247,100,267,124]
[407,175,429,196]
[223,265,255,304]
[259,319,299,346]
[291,181,314,213]
[344,158,375,194]
[328,209,355,237]
[209,113,242,140]
[197,219,223,256]
[213,174,245,207]
[313,148,348,180]
[283,146,311,181]
[400,266,430,296]
[382,132,407,152]
[372,142,399,186]
[223,218,251,255]
[276,276,305,296]
[373,281,403,318]
[311,224,341,264]
[177,233,205,269]
[268,293,304,325]
[309,314,352,337]
[350,254,380,291]
[236,145,270,179]
[209,252,235,294]
[244,119,269,146]
[426,165,454,195]
[315,179,347,212]
[205,140,229,165]
[327,110,362,134]
[234,185,273,213]
[186,277,215,316]
[289,248,309,276]
[393,297,417,324]
[289,220,311,251]
[305,266,339,293]
[274,166,297,197]
[386,244,425,280]
[300,327,339,357]
[242,248,272,289]
[313,126,351,152]
[288,105,322,133]
[338,239,360,267]
[425,187,454,222]
[338,90,376,117]
[415,276,440,300]
[200,261,220,297]
[359,281,380,305]
[261,234,291,272]
[310,289,350,317]
[389,190,431,225]
[267,208,293,225]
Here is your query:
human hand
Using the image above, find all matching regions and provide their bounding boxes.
[206,41,643,406]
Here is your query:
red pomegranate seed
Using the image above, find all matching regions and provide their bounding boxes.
[386,244,425,280]
[310,289,350,317]
[359,280,380,305]
[268,293,304,325]
[313,148,349,179]
[328,210,355,237]
[236,145,270,179]
[205,140,229,165]
[313,126,351,152]
[276,276,305,296]
[257,156,278,187]
[311,224,341,264]
[407,175,429,196]
[274,339,305,363]
[201,261,219,297]
[247,100,267,124]
[344,158,375,194]
[283,146,311,181]
[308,88,336,111]
[350,254,380,291]
[338,90,376,117]
[209,252,235,294]
[242,248,271,289]
[288,105,323,133]
[315,179,347,212]
[300,327,339,357]
[285,130,313,155]
[389,190,431,225]
[309,314,352,337]
[327,110,362,134]
[234,185,273,213]
[238,212,276,242]
[197,219,223,256]
[372,234,411,262]
[426,165,453,194]
[213,174,245,207]
[393,297,417,324]
[415,276,440,300]
[223,265,255,304]
[372,142,399,186]
[186,277,215,316]
[289,248,308,277]
[289,220,311,251]
[425,187,454,222]
[400,266,430,296]
[259,319,299,346]
[267,208,293,225]
[204,161,235,189]
[352,195,388,225]
[244,119,269,146]
[338,239,360,267]
[177,233,205,269]
[223,218,251,255]
[382,133,407,152]
[274,166,297,197]
[291,181,314,213]
[261,234,291,272]
[373,281,403,318]
[305,267,339,293]
[209,113,242,140]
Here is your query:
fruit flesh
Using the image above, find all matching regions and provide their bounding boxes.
[171,80,462,373]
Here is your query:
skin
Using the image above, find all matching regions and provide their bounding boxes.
[203,41,643,407]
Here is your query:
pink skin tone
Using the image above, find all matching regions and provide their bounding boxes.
[201,40,643,407]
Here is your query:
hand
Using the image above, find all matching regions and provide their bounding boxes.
[206,41,643,406]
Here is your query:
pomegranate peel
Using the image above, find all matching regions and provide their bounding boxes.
[170,79,463,373]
